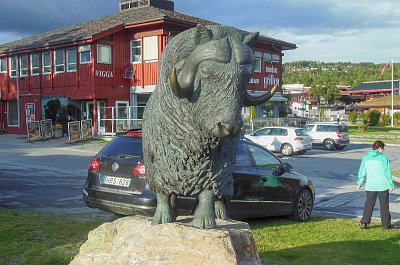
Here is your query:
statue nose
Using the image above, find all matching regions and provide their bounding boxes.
[211,122,234,137]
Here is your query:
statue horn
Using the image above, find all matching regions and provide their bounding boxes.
[169,67,193,99]
[243,84,277,106]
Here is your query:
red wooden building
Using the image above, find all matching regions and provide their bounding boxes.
[0,0,296,135]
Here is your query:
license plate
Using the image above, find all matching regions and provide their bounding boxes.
[102,176,131,187]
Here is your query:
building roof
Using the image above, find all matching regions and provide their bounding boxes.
[351,80,400,93]
[0,6,296,54]
[355,94,400,109]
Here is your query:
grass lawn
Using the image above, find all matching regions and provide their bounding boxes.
[250,217,400,265]
[347,125,400,136]
[1,209,400,265]
[0,209,107,265]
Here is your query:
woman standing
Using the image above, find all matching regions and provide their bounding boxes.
[356,140,395,229]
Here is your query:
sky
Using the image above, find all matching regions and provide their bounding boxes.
[0,0,399,64]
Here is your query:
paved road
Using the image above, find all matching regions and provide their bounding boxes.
[281,142,400,225]
[1,134,399,226]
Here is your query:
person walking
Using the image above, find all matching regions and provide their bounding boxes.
[356,140,395,229]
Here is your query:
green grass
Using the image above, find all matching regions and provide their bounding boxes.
[250,217,400,265]
[347,125,400,136]
[2,209,400,265]
[0,209,108,265]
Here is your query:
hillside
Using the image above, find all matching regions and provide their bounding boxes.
[282,61,399,88]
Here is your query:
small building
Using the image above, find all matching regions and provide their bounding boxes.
[0,0,296,135]
[350,80,400,101]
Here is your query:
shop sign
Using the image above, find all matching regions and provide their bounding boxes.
[68,121,81,142]
[81,119,93,140]
[249,78,260,84]
[27,121,41,142]
[265,66,278,73]
[40,119,53,139]
[25,103,35,124]
[95,70,114,78]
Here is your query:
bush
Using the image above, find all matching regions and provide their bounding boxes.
[394,112,400,126]
[381,114,391,126]
[367,109,380,126]
[348,112,358,124]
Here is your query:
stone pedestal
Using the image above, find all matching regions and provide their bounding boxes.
[70,216,261,265]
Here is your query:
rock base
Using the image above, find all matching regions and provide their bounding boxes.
[70,215,261,265]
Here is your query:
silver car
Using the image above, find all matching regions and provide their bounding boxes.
[244,127,312,156]
[304,122,350,150]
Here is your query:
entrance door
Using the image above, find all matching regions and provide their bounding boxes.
[116,101,129,132]
[82,102,94,121]
[97,101,105,135]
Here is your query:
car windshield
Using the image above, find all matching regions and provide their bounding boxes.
[98,136,143,158]
[339,125,348,132]
[295,129,308,136]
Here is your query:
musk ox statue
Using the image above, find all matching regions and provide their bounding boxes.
[142,24,276,229]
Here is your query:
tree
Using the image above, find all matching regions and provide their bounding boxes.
[309,81,340,105]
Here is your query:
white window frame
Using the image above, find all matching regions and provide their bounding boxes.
[97,44,112,64]
[19,54,28,77]
[253,51,262,73]
[42,52,51,74]
[79,44,91,64]
[9,56,18,78]
[143,36,158,62]
[30,53,40,76]
[54,49,65,73]
[130,39,142,63]
[66,48,77,72]
[0,58,6,73]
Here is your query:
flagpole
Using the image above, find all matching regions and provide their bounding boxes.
[391,58,394,127]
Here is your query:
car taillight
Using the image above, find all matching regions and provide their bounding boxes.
[89,158,99,171]
[337,131,342,138]
[134,163,146,178]
[294,137,303,141]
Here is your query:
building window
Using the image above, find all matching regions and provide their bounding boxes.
[42,52,51,74]
[263,53,272,62]
[67,48,77,72]
[271,54,280,62]
[9,56,17,77]
[31,53,40,76]
[97,44,112,64]
[79,45,91,64]
[54,49,65,73]
[7,100,19,126]
[143,36,158,62]
[253,51,262,73]
[130,39,141,63]
[0,58,6,73]
[20,55,28,77]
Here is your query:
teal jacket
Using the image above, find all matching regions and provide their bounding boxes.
[357,150,394,191]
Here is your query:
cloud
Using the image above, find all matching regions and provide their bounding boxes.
[1,0,399,63]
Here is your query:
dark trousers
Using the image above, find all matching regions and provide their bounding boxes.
[361,190,391,229]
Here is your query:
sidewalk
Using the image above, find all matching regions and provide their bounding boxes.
[0,133,107,154]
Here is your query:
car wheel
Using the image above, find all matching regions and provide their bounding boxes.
[297,150,306,155]
[323,139,335,150]
[281,143,294,156]
[291,189,313,221]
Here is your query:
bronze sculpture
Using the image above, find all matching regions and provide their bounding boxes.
[143,24,276,228]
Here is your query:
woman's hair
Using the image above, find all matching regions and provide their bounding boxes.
[372,140,385,150]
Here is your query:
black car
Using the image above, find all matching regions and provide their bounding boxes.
[83,131,315,221]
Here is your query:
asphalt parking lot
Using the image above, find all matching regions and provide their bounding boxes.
[1,134,399,226]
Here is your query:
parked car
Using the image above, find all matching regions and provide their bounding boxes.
[244,126,312,156]
[83,131,315,221]
[304,122,350,150]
